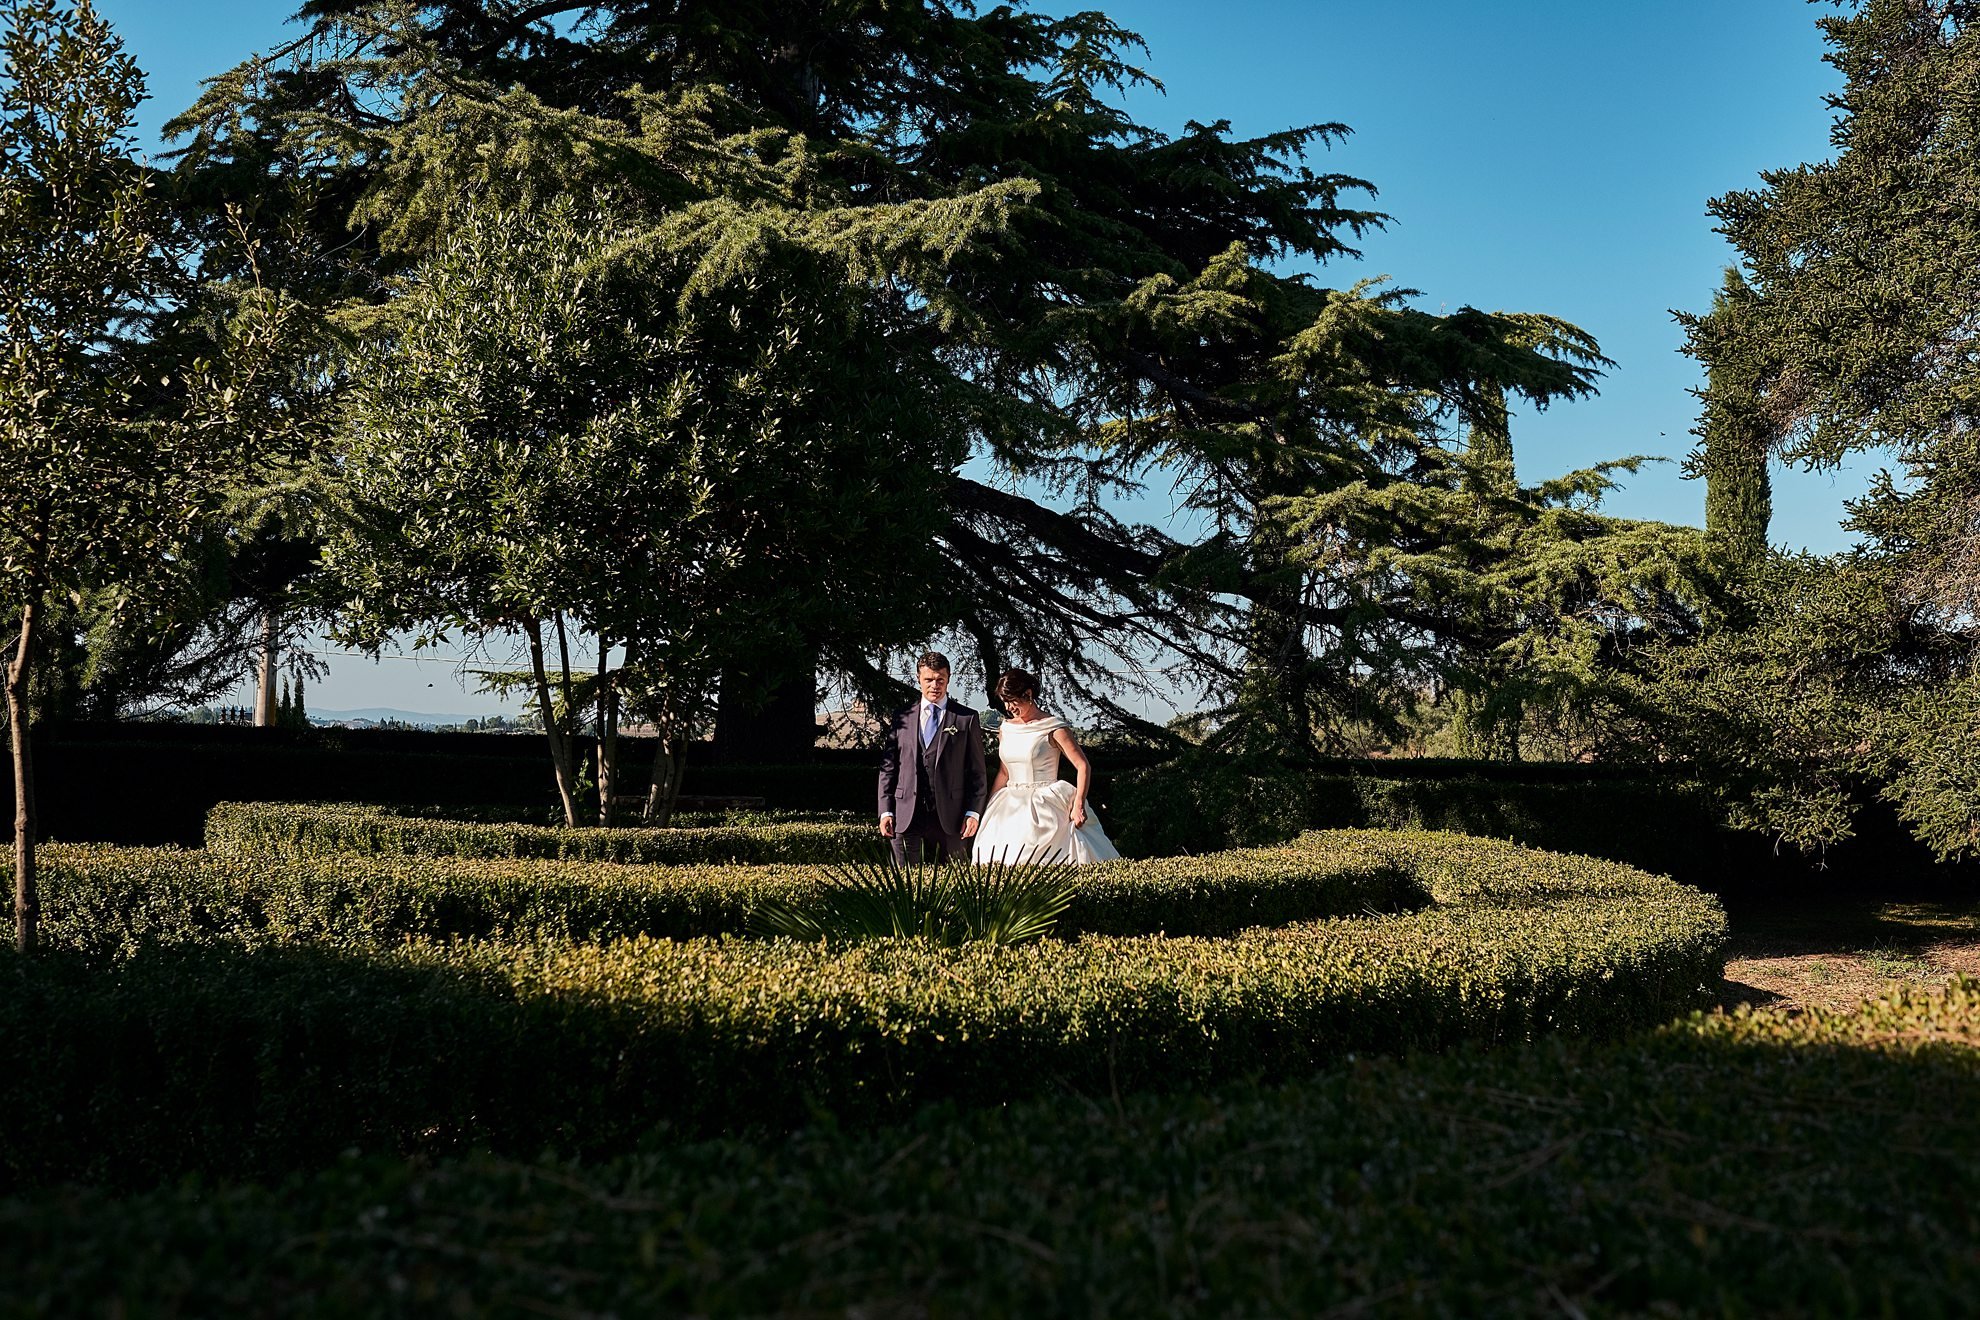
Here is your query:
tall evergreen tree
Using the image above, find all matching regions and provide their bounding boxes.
[167,0,1678,756]
[1683,271,1774,564]
[1665,0,1980,856]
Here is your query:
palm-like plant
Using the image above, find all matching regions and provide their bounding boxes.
[753,846,1078,946]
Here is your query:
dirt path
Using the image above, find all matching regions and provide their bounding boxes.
[1716,893,1980,1014]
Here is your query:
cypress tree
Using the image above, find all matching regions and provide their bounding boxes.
[1446,384,1520,759]
[1682,272,1773,566]
[1464,385,1515,493]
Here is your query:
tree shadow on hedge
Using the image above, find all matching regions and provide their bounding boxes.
[7,1005,1980,1317]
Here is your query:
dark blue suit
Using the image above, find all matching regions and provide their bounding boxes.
[877,699,987,864]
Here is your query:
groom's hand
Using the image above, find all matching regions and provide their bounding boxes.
[879,813,895,838]
[960,815,979,839]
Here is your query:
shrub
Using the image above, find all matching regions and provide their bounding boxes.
[750,852,1082,945]
[33,838,1423,956]
[8,977,1971,1316]
[3,831,1724,1187]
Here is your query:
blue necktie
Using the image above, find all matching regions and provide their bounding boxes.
[922,703,939,747]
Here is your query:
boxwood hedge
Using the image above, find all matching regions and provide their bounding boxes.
[35,837,1422,954]
[204,800,872,865]
[3,830,1724,1187]
[7,978,1973,1316]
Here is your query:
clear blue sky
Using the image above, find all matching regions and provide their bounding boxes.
[94,0,1870,714]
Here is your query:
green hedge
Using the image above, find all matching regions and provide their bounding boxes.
[205,800,873,865]
[1111,752,1735,881]
[3,831,1724,1187]
[8,978,1972,1316]
[35,838,1420,955]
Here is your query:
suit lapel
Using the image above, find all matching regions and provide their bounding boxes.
[930,704,967,769]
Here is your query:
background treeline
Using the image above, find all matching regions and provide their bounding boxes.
[9,723,1955,895]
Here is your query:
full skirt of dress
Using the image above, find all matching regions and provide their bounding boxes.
[973,779,1121,865]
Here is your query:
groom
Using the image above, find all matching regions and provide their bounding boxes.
[877,651,987,865]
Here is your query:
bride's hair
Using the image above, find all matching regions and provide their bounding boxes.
[993,668,1039,704]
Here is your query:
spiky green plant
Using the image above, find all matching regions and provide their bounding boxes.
[751,846,1078,946]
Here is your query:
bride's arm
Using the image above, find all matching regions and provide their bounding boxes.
[989,762,1009,798]
[1050,728,1091,827]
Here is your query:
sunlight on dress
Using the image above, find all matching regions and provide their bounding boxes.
[972,715,1120,864]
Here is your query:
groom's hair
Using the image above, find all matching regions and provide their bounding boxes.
[916,651,951,674]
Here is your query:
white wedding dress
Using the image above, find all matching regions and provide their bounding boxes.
[972,715,1121,865]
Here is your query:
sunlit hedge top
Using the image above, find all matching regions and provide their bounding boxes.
[39,835,1421,954]
[204,800,870,865]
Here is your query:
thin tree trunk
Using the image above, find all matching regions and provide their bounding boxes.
[596,638,620,827]
[552,611,584,815]
[553,611,576,716]
[8,597,41,954]
[252,604,279,727]
[526,616,579,826]
[643,723,685,827]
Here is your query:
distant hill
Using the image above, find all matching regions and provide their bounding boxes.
[311,707,517,728]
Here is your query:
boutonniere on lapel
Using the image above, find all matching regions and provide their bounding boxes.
[942,723,960,736]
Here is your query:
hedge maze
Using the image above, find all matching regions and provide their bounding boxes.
[2,804,1727,1192]
[13,803,1980,1314]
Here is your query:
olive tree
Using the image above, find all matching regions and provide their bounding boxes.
[326,195,964,823]
[0,0,296,950]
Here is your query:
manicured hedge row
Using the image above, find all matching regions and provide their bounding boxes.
[1111,753,1727,867]
[13,721,894,844]
[3,831,1725,1187]
[205,801,873,865]
[35,838,1420,956]
[1110,754,1974,893]
[11,977,1973,1316]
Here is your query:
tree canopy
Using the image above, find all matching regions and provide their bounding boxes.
[157,0,1677,759]
[0,0,300,947]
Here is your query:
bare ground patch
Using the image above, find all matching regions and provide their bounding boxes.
[1716,894,1980,1014]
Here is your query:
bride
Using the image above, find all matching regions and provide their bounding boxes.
[972,668,1121,865]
